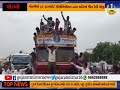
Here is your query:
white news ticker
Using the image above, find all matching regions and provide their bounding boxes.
[1,74,120,81]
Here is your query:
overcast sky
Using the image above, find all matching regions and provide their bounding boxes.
[0,9,120,58]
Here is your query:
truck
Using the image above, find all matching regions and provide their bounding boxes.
[34,34,77,74]
[10,53,31,71]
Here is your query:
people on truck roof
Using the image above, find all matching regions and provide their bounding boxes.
[36,27,40,35]
[40,19,44,30]
[58,27,63,35]
[39,18,49,35]
[40,19,45,34]
[55,18,60,31]
[69,27,77,36]
[33,32,37,45]
[43,15,54,34]
[34,12,76,36]
[61,11,72,35]
[66,26,72,35]
[52,20,55,28]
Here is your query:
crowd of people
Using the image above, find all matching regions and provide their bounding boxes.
[1,12,120,75]
[68,52,91,74]
[29,45,120,74]
[0,62,12,74]
[33,12,77,44]
[0,59,32,75]
[1,51,120,74]
[69,52,120,74]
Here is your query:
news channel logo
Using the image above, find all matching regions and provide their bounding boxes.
[106,3,116,15]
[4,75,16,81]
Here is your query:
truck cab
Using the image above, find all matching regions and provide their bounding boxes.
[10,53,31,70]
[34,34,77,74]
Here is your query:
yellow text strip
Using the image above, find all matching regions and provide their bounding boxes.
[30,81,117,88]
[27,3,105,11]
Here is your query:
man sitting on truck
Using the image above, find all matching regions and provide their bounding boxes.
[69,27,77,36]
[58,27,63,35]
[36,27,40,35]
[43,15,54,34]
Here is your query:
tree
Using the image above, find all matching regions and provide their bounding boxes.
[91,42,120,64]
[83,51,90,62]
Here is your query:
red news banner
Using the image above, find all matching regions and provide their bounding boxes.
[3,3,27,11]
[2,81,29,87]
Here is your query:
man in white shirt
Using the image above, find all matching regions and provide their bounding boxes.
[13,67,28,74]
[71,62,91,74]
[61,11,72,35]
[2,64,12,74]
[43,15,54,33]
[45,45,59,74]
[2,68,11,74]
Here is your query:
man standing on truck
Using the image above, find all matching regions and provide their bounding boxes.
[61,11,72,35]
[55,18,60,31]
[44,44,59,74]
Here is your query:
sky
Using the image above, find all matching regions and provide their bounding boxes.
[0,9,120,58]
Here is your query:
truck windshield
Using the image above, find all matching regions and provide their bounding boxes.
[38,47,74,62]
[12,55,29,64]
